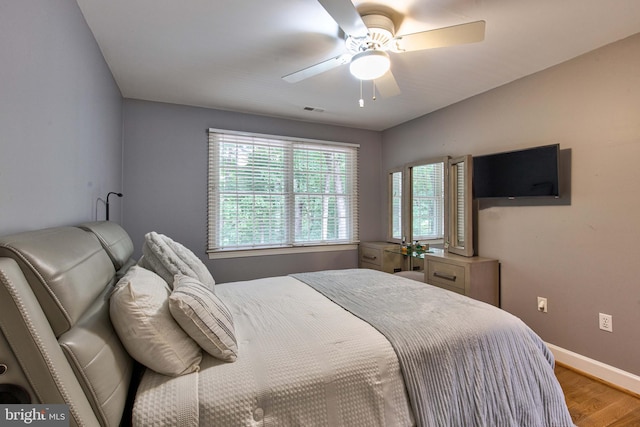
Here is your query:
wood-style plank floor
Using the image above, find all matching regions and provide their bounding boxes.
[555,364,640,426]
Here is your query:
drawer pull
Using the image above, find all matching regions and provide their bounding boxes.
[433,271,456,281]
[362,255,377,261]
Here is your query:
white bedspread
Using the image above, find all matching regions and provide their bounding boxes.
[133,276,414,426]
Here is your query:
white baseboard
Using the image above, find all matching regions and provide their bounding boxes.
[547,343,640,395]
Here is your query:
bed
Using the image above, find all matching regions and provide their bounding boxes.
[0,221,574,426]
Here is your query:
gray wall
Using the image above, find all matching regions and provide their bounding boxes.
[382,33,640,375]
[0,0,124,235]
[122,100,382,283]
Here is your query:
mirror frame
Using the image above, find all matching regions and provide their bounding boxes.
[387,167,404,243]
[398,156,449,245]
[446,155,474,257]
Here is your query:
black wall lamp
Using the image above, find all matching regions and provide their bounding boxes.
[106,192,123,221]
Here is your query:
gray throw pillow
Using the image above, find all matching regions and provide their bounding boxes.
[169,274,238,362]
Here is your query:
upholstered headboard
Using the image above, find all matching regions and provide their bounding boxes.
[0,222,136,427]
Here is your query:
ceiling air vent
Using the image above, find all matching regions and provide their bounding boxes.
[303,106,325,113]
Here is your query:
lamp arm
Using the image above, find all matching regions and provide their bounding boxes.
[105,192,123,221]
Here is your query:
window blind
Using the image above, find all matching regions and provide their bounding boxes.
[208,129,359,252]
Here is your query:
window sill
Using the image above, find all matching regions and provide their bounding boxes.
[207,244,358,259]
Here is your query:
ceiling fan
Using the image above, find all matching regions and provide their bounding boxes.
[282,0,486,98]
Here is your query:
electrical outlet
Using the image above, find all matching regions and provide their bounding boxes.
[537,297,547,313]
[599,313,613,332]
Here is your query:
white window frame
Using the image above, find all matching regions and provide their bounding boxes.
[207,129,359,258]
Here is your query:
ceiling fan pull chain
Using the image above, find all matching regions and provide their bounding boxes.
[372,80,377,101]
[359,79,364,108]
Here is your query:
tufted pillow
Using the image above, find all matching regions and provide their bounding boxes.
[169,275,238,362]
[141,232,215,290]
[110,266,202,376]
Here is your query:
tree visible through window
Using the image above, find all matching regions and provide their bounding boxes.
[207,130,359,252]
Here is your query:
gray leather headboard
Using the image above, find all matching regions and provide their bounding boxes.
[77,221,136,274]
[0,222,136,427]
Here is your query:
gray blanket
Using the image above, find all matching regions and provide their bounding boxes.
[291,269,574,427]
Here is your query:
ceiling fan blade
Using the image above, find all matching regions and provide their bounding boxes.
[282,53,351,83]
[317,0,369,37]
[375,71,401,98]
[394,20,485,52]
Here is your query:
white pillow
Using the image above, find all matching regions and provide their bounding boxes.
[141,232,215,290]
[169,275,238,362]
[110,266,202,376]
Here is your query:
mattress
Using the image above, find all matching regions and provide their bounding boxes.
[133,276,414,426]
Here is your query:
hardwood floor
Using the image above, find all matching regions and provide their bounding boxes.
[555,364,640,426]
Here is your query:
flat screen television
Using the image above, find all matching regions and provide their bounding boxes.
[473,144,560,198]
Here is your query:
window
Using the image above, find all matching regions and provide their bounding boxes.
[207,129,359,255]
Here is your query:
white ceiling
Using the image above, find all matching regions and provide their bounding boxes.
[76,0,640,131]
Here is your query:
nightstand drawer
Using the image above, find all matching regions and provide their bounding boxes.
[422,249,499,306]
[427,261,466,292]
[360,245,383,267]
[359,242,403,273]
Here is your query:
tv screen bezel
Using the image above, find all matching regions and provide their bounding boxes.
[472,144,560,199]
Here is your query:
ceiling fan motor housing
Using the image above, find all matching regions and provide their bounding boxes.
[346,14,395,53]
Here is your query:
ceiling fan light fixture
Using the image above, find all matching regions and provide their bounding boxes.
[349,50,390,80]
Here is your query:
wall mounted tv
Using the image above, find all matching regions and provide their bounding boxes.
[473,144,560,199]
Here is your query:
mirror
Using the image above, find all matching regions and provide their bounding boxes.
[387,157,449,247]
[447,155,474,256]
[410,160,446,243]
[387,168,403,242]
